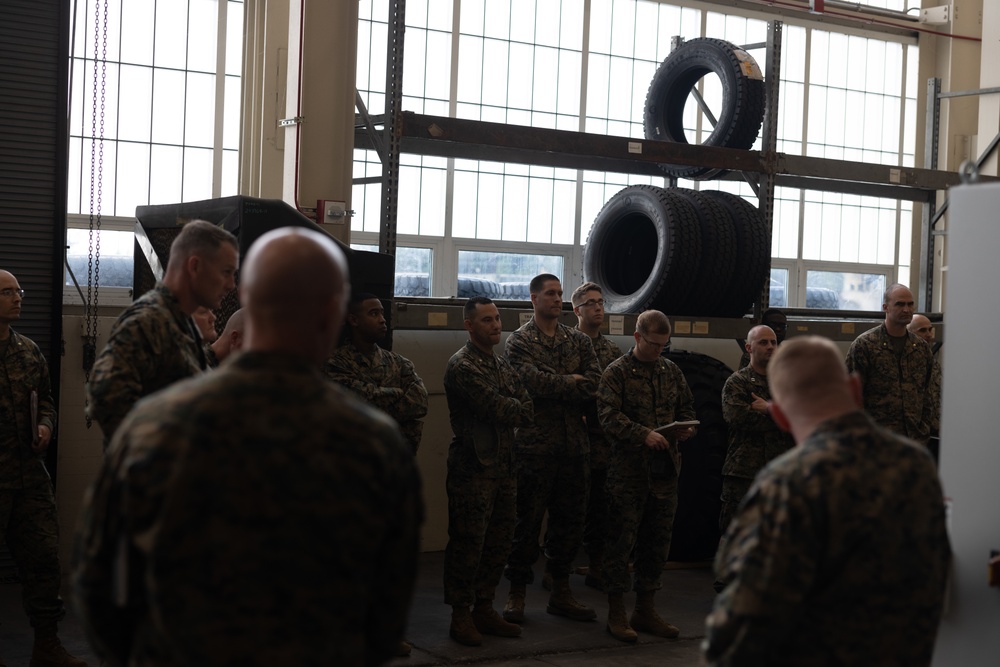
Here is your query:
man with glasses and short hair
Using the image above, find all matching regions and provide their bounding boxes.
[0,271,88,666]
[87,220,239,445]
[502,274,602,625]
[598,310,695,643]
[570,282,622,591]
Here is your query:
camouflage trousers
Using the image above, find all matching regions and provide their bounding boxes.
[443,472,516,607]
[582,465,609,566]
[604,473,678,594]
[0,484,65,627]
[504,453,588,584]
[719,475,754,534]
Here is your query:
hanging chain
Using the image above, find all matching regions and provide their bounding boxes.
[83,0,108,428]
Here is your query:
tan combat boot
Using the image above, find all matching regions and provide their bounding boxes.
[546,578,597,621]
[629,590,679,638]
[30,625,89,667]
[472,599,521,637]
[449,606,483,646]
[606,592,638,643]
[502,583,526,624]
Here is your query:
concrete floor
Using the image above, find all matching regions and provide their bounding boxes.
[0,553,715,666]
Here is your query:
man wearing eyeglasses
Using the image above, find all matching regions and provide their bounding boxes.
[598,310,695,643]
[502,274,602,625]
[570,282,623,591]
[87,220,238,445]
[0,271,88,666]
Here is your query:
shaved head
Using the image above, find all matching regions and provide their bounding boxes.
[239,228,350,363]
[768,336,860,443]
[907,314,934,345]
[746,325,778,373]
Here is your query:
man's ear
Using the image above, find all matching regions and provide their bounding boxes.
[769,400,792,434]
[186,254,201,276]
[848,372,863,408]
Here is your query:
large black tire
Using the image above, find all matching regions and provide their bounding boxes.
[806,286,839,309]
[665,349,732,563]
[583,185,701,314]
[673,188,738,316]
[703,190,771,316]
[457,277,501,299]
[644,38,766,180]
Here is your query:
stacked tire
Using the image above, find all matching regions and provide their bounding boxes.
[583,185,769,316]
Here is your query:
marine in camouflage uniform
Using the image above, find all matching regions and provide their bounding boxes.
[719,326,794,535]
[705,337,949,666]
[73,226,423,667]
[0,271,87,666]
[845,285,934,446]
[502,275,601,623]
[87,221,238,445]
[324,295,428,452]
[597,310,694,642]
[443,297,533,645]
[570,282,623,588]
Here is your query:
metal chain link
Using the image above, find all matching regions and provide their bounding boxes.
[83,0,108,428]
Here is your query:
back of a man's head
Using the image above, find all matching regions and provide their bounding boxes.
[239,227,349,361]
[770,336,856,427]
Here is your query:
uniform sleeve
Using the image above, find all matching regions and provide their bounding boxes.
[597,364,650,446]
[844,337,865,380]
[395,356,429,421]
[86,318,153,441]
[703,474,819,665]
[722,373,771,433]
[929,360,942,434]
[673,365,696,423]
[505,330,595,400]
[323,353,403,411]
[448,357,533,427]
[33,346,56,433]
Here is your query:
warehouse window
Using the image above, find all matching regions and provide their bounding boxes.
[68,0,243,218]
[354,0,917,309]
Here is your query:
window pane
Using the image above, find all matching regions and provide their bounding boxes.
[185,72,216,148]
[458,250,564,297]
[183,147,214,202]
[154,2,188,69]
[118,66,153,142]
[116,142,150,214]
[120,0,155,65]
[768,267,788,307]
[66,228,135,289]
[806,270,885,310]
[149,144,183,204]
[187,0,219,73]
[226,1,244,76]
[151,69,186,144]
[351,245,433,297]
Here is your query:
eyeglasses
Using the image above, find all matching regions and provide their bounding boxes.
[640,333,670,350]
[577,298,605,309]
[0,288,25,298]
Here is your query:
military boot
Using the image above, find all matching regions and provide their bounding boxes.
[629,590,679,638]
[30,625,89,667]
[472,599,521,637]
[546,578,597,621]
[585,557,605,591]
[449,606,483,646]
[502,583,526,624]
[606,592,638,643]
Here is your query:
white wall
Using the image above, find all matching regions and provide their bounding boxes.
[932,182,1000,665]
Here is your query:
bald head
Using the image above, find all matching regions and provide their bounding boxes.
[211,307,247,363]
[239,228,350,363]
[907,314,934,345]
[768,336,861,444]
[746,325,777,373]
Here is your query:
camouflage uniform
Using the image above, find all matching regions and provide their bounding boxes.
[719,366,794,532]
[845,324,935,445]
[87,283,207,443]
[704,411,950,666]
[580,331,623,569]
[503,318,601,583]
[74,351,423,667]
[597,349,695,594]
[0,330,64,628]
[324,341,428,452]
[443,341,533,607]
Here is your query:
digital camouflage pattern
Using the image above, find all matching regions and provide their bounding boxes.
[720,366,794,531]
[503,318,600,583]
[705,411,950,666]
[581,332,623,469]
[87,283,206,442]
[74,351,423,667]
[845,324,935,445]
[324,341,428,452]
[443,341,532,606]
[929,357,942,435]
[0,329,65,627]
[598,349,695,594]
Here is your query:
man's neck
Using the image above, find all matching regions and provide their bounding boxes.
[352,337,378,355]
[0,322,10,340]
[749,361,768,376]
[533,314,559,337]
[884,320,908,337]
[577,321,600,339]
[470,339,495,356]
[161,276,197,316]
